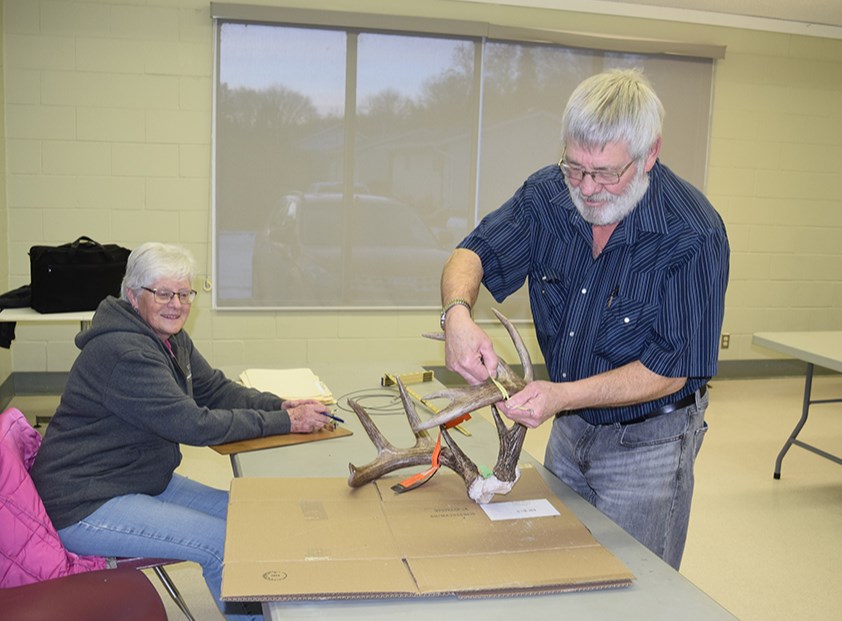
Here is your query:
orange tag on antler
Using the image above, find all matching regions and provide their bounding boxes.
[391,432,443,494]
[443,413,472,428]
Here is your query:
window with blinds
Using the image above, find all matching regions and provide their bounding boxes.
[212,6,719,314]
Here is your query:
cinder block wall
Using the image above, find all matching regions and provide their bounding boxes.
[3,0,841,380]
[0,3,10,384]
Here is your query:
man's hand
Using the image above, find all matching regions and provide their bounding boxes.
[495,363,688,429]
[444,307,499,385]
[282,399,333,433]
[497,381,561,428]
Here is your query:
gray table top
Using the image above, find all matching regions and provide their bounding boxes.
[753,331,842,373]
[0,307,95,322]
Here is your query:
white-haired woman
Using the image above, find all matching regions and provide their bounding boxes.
[32,242,331,620]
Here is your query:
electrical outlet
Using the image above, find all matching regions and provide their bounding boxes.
[720,333,730,349]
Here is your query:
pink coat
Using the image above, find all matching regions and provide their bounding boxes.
[0,407,106,587]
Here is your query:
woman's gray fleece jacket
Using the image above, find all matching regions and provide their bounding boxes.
[31,297,290,530]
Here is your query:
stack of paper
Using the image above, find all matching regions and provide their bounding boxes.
[239,368,335,404]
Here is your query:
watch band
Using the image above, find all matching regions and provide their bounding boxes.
[439,298,472,330]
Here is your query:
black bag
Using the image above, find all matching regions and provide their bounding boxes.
[29,236,131,314]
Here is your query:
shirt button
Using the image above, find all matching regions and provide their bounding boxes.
[568,331,575,337]
[624,317,630,323]
[581,288,587,295]
[562,372,567,378]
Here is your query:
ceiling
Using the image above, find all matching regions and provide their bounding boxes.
[605,0,842,29]
[473,0,842,38]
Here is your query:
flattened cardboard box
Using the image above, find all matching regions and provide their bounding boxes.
[223,468,634,601]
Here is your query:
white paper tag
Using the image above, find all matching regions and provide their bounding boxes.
[480,498,560,521]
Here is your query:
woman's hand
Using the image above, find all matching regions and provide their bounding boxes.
[282,399,333,433]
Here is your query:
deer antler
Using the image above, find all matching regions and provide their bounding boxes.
[347,309,531,503]
[347,379,482,492]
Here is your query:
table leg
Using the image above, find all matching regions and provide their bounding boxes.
[774,363,842,478]
[230,454,242,477]
[773,363,814,479]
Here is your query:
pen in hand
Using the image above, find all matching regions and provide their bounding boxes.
[324,411,345,424]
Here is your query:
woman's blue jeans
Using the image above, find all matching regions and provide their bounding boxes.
[58,473,260,621]
[545,391,708,570]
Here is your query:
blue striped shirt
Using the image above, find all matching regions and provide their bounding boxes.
[460,161,730,425]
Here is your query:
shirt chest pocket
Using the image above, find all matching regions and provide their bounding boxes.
[528,267,568,338]
[594,296,659,367]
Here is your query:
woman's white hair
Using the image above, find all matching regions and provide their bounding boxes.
[121,242,196,301]
[561,68,665,160]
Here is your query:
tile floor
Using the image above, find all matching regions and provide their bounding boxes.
[9,374,842,620]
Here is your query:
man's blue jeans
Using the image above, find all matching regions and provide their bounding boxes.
[58,473,260,621]
[544,391,708,569]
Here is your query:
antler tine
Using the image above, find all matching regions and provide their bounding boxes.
[437,426,480,485]
[347,397,396,453]
[491,308,533,382]
[347,396,437,488]
[489,403,527,484]
[414,382,507,431]
[396,377,425,429]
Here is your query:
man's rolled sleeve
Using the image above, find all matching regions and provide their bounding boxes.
[639,229,730,379]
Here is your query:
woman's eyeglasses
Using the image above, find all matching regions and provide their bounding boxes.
[141,287,197,304]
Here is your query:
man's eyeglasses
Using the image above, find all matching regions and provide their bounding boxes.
[558,154,636,186]
[141,287,197,305]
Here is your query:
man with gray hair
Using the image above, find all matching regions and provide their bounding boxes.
[439,68,729,569]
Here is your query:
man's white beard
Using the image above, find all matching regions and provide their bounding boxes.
[567,167,650,226]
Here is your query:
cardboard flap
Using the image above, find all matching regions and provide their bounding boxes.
[408,548,634,595]
[223,559,417,601]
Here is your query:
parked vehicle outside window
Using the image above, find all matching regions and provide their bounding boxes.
[251,193,450,307]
